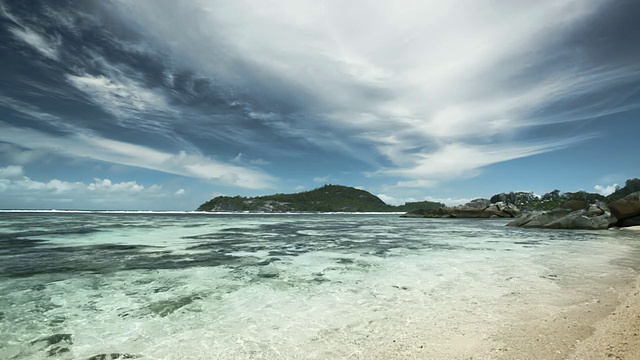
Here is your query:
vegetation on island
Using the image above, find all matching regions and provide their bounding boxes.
[607,178,640,200]
[501,190,606,211]
[196,184,446,212]
[491,178,639,211]
[197,178,640,215]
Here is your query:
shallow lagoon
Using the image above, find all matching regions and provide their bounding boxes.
[1,212,638,359]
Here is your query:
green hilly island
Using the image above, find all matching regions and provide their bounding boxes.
[197,179,640,214]
[196,184,445,212]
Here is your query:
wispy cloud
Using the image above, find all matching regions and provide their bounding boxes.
[8,26,59,59]
[376,136,593,185]
[313,176,330,183]
[1,0,638,208]
[0,124,277,189]
[113,0,633,184]
[66,74,173,119]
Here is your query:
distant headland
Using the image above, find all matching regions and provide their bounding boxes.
[196,184,444,213]
[197,179,640,231]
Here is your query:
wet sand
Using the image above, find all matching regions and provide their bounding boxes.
[568,275,640,360]
[492,274,640,360]
[332,274,640,360]
[367,265,640,360]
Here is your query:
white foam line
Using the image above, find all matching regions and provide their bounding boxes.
[0,210,405,215]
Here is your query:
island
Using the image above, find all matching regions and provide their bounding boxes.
[197,179,640,231]
[197,184,445,212]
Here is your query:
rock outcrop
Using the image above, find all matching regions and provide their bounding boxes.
[404,179,640,230]
[490,192,538,207]
[506,192,640,230]
[607,192,640,226]
[622,215,640,227]
[402,199,520,219]
[506,206,615,230]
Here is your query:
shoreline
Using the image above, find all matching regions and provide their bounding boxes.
[367,250,640,360]
[568,274,640,360]
[490,273,640,360]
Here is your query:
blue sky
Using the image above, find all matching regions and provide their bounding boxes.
[0,0,639,210]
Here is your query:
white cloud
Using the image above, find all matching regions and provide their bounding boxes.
[0,143,49,165]
[2,0,636,198]
[66,73,175,127]
[113,0,625,184]
[293,185,305,191]
[0,165,183,209]
[594,183,618,196]
[376,194,409,206]
[378,137,591,183]
[313,176,329,183]
[231,153,270,167]
[0,124,277,189]
[249,158,269,166]
[377,193,470,207]
[395,179,437,188]
[8,26,59,59]
[0,173,175,209]
[423,196,473,207]
[0,174,154,196]
[87,178,148,193]
[0,165,24,179]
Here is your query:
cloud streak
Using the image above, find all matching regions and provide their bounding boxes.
[0,124,277,189]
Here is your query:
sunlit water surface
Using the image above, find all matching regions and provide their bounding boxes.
[1,212,638,359]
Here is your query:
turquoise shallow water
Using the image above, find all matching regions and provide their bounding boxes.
[0,212,638,359]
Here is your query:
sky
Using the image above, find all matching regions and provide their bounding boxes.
[0,0,639,210]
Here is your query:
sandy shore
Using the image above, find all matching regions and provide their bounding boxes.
[364,268,640,360]
[620,226,640,232]
[490,274,640,360]
[568,275,640,360]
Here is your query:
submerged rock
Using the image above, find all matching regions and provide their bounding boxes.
[86,354,139,360]
[146,293,203,317]
[31,333,73,346]
[47,346,70,357]
[257,267,280,278]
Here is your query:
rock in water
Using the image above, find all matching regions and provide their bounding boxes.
[257,267,280,278]
[622,215,640,227]
[402,199,520,218]
[507,208,614,230]
[30,333,73,346]
[607,192,640,224]
[86,354,139,360]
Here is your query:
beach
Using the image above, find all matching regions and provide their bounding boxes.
[357,261,640,360]
[496,273,640,360]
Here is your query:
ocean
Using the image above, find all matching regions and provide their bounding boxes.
[1,212,638,359]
